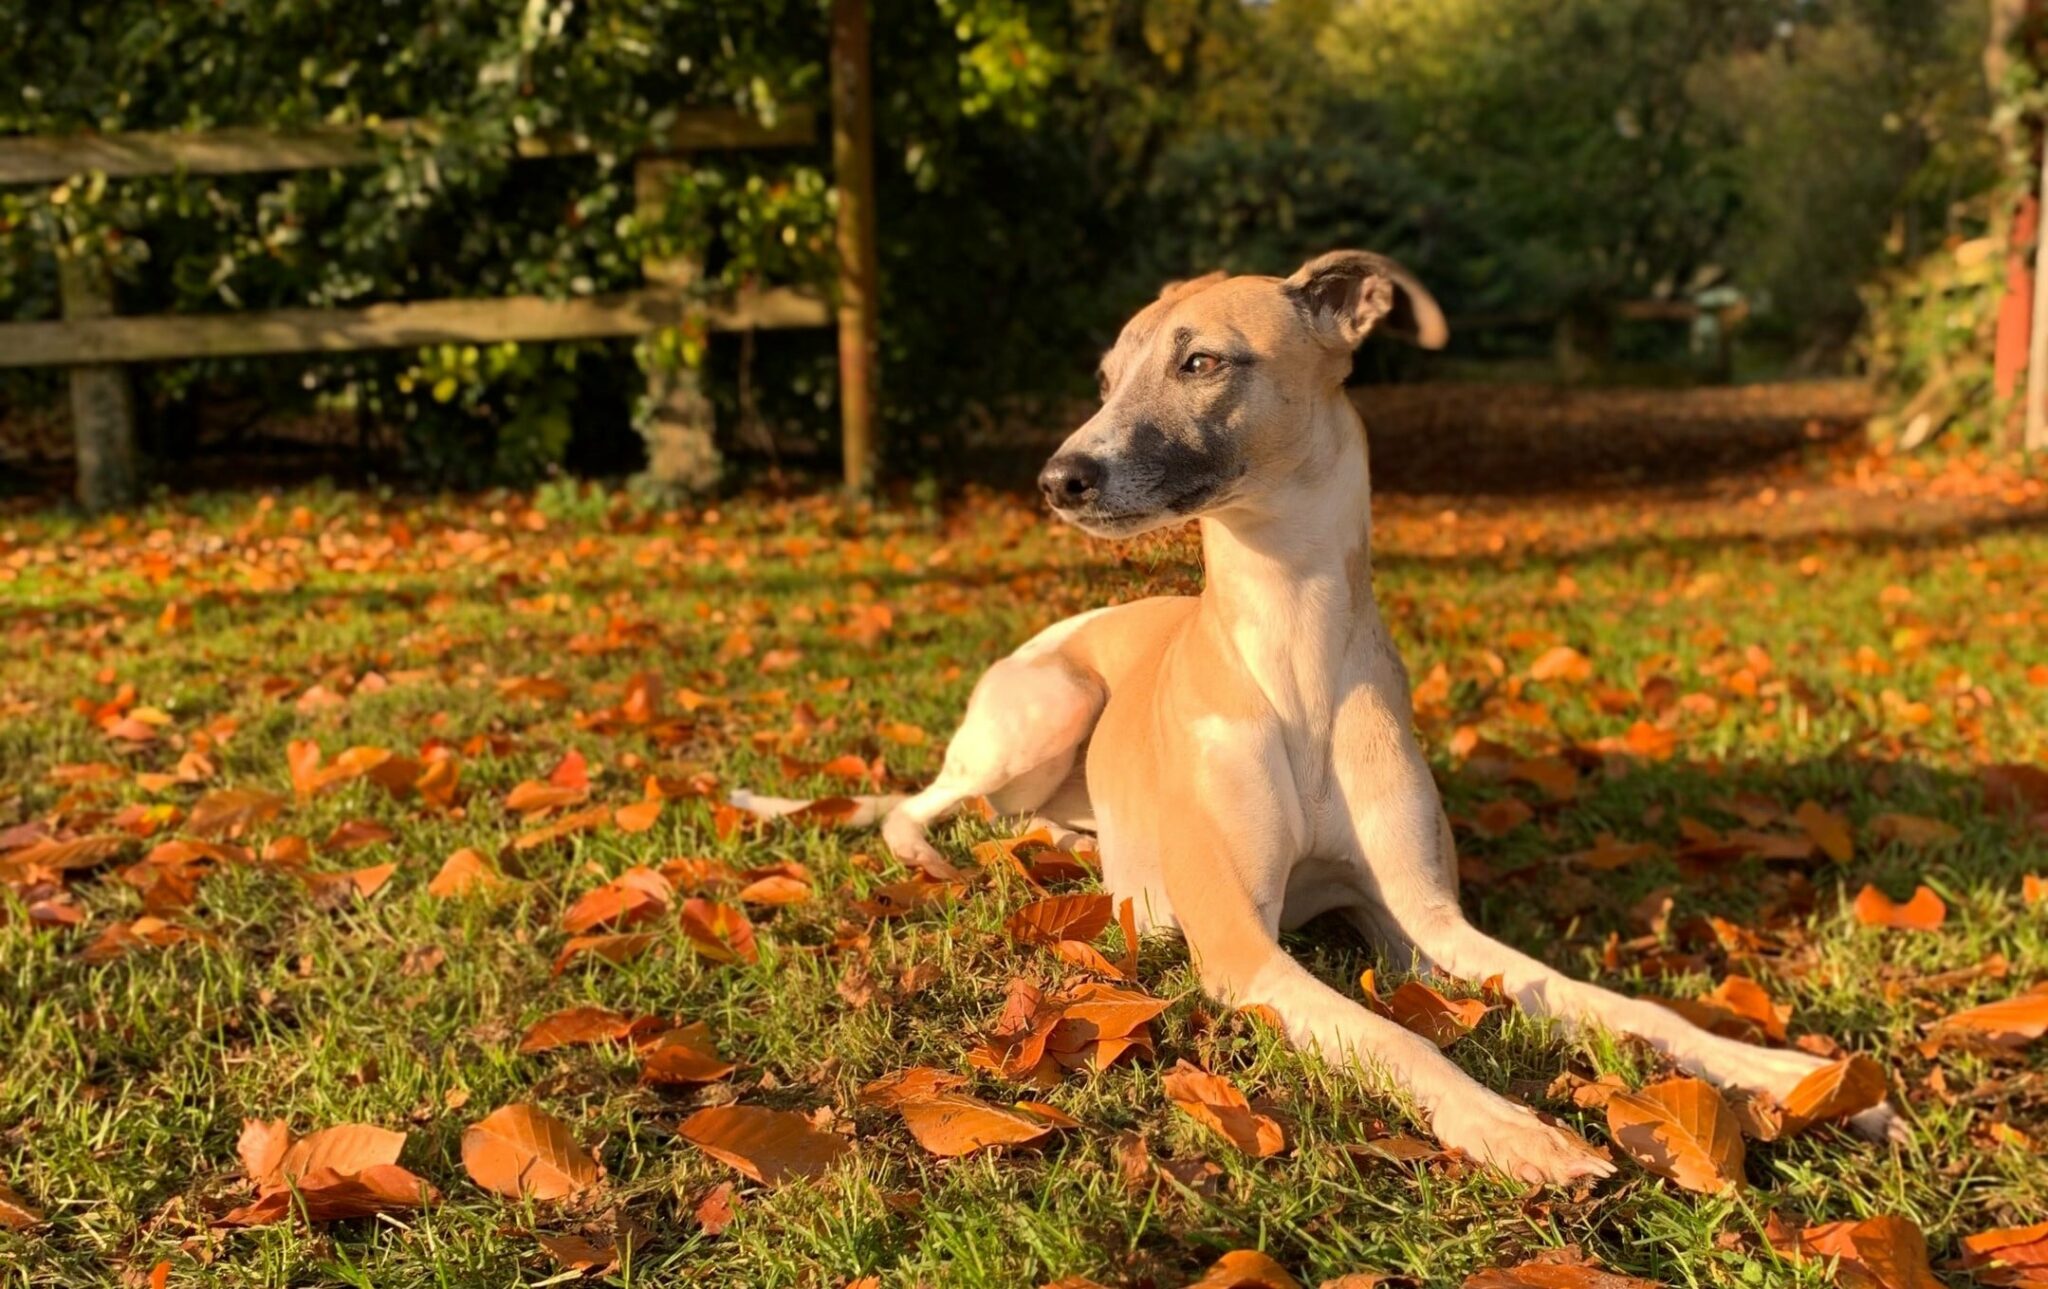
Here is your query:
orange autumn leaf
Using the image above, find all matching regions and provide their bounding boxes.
[1007,893,1114,946]
[679,898,759,964]
[0,1182,42,1231]
[1161,1060,1285,1158]
[187,788,286,839]
[1958,1221,2048,1287]
[1779,1055,1888,1133]
[1794,800,1855,863]
[319,818,395,853]
[506,780,589,815]
[548,748,591,790]
[1463,1258,1661,1288]
[858,1067,969,1109]
[272,1123,407,1185]
[613,798,662,834]
[1771,1214,1941,1289]
[513,804,612,850]
[561,866,672,934]
[1853,884,1947,931]
[221,1164,439,1226]
[877,719,928,747]
[220,1121,438,1227]
[1868,813,1961,849]
[896,1092,1069,1156]
[1703,974,1790,1043]
[1051,939,1128,977]
[550,931,659,975]
[517,1005,660,1054]
[852,878,958,919]
[1930,986,2048,1050]
[427,847,507,898]
[1528,644,1594,683]
[678,1105,850,1186]
[460,1104,601,1200]
[1383,979,1492,1048]
[1605,1077,1743,1193]
[1184,1250,1304,1289]
[638,1024,738,1086]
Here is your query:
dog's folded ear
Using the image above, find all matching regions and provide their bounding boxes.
[1284,250,1448,351]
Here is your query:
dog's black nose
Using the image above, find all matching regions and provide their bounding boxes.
[1038,454,1104,507]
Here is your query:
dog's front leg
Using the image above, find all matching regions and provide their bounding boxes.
[1157,733,1613,1185]
[1351,772,1904,1141]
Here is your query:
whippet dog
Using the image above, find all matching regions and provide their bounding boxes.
[740,251,1900,1182]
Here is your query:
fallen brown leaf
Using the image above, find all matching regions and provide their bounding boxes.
[896,1092,1070,1156]
[1162,1061,1285,1158]
[1780,1055,1887,1133]
[1853,884,1947,931]
[461,1104,601,1201]
[517,1006,661,1054]
[638,1024,737,1086]
[678,1105,850,1186]
[1605,1077,1743,1193]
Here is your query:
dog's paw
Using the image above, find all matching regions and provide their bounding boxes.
[1848,1100,1910,1146]
[1432,1095,1616,1187]
[880,812,944,868]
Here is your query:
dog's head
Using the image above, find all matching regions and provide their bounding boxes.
[1039,250,1445,537]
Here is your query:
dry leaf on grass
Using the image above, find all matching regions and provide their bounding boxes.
[638,1024,737,1086]
[1853,884,1947,930]
[551,931,659,975]
[533,1212,649,1277]
[1958,1221,2048,1287]
[1769,1213,1941,1289]
[1780,1055,1887,1133]
[858,1066,969,1109]
[1927,985,2048,1051]
[1185,1249,1303,1288]
[1604,1077,1743,1193]
[1793,801,1855,863]
[1007,893,1114,945]
[851,878,959,919]
[561,867,671,934]
[461,1104,601,1200]
[220,1120,436,1226]
[1383,980,1492,1048]
[613,799,662,834]
[1162,1061,1285,1158]
[679,898,759,964]
[518,1006,662,1054]
[1463,1255,1661,1288]
[1868,813,1960,849]
[679,1105,850,1186]
[896,1092,1074,1156]
[0,1182,42,1230]
[694,1181,738,1234]
[427,847,509,897]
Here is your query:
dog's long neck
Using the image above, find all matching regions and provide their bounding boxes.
[1198,401,1374,788]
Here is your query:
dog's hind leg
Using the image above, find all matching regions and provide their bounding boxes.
[880,654,1104,871]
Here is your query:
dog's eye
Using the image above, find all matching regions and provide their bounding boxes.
[1182,353,1224,376]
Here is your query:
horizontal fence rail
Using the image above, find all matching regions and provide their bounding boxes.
[0,287,829,368]
[0,108,816,184]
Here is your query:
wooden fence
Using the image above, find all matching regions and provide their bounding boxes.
[0,0,880,508]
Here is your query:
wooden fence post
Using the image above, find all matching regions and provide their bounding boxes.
[634,158,721,492]
[58,255,140,510]
[831,0,880,492]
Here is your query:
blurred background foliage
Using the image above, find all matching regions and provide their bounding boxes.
[0,0,2009,483]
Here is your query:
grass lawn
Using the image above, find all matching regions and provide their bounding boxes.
[3,445,2047,1288]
